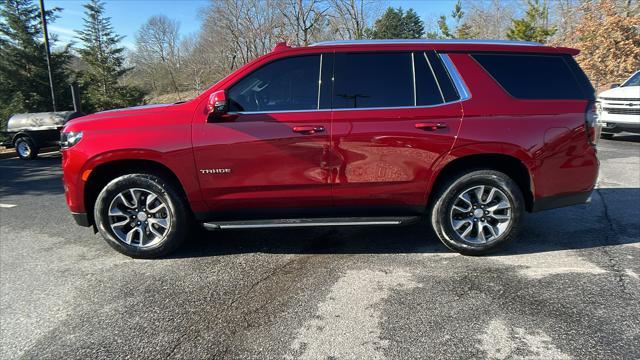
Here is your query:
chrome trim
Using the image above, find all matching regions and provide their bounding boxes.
[439,54,471,101]
[411,52,417,106]
[205,220,403,230]
[317,54,323,110]
[227,99,467,115]
[229,98,470,115]
[425,52,445,103]
[311,39,542,47]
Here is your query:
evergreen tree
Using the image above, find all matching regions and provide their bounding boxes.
[371,7,424,39]
[76,0,143,112]
[401,9,424,39]
[506,0,556,43]
[0,0,72,128]
[438,1,476,39]
[437,15,452,38]
[371,7,404,39]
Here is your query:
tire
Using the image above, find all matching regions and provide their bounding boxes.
[430,170,524,255]
[94,173,189,258]
[601,133,614,139]
[14,137,39,160]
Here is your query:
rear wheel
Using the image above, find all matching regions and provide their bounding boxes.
[94,173,188,258]
[430,170,524,255]
[14,137,38,160]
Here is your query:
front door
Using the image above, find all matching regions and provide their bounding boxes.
[192,54,333,218]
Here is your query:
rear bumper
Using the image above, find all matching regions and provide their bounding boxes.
[531,190,592,212]
[601,121,640,134]
[71,212,91,227]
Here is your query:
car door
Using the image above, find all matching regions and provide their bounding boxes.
[192,53,334,218]
[329,51,464,213]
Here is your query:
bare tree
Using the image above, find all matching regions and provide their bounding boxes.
[279,0,329,45]
[327,0,376,39]
[130,15,182,94]
[464,0,518,39]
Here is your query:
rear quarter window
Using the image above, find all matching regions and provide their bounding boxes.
[472,53,590,100]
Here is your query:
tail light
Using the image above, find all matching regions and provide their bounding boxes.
[585,101,601,146]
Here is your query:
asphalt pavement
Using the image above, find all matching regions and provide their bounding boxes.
[1,136,639,359]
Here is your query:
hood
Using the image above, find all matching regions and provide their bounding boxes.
[598,86,640,99]
[63,102,183,131]
[75,103,174,121]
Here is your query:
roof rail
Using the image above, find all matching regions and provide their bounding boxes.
[310,39,543,47]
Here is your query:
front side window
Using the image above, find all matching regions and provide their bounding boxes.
[228,55,320,112]
[333,52,414,109]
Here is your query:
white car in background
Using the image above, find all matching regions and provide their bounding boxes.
[597,70,640,139]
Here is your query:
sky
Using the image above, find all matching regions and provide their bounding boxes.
[46,0,459,49]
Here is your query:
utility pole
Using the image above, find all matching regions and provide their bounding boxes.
[39,0,57,112]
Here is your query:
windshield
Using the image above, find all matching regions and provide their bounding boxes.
[622,71,640,87]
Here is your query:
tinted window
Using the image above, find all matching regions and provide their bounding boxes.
[622,71,640,87]
[427,51,459,102]
[473,53,586,100]
[333,53,413,108]
[229,55,320,112]
[414,52,444,105]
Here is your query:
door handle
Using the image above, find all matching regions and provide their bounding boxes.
[292,125,325,134]
[415,122,448,131]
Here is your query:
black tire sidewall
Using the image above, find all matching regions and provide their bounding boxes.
[94,174,188,258]
[432,170,524,255]
[15,137,38,160]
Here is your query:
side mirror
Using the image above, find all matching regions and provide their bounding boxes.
[207,90,228,121]
[610,83,620,89]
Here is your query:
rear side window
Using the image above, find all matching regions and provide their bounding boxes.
[427,51,459,102]
[333,52,413,109]
[472,53,587,100]
[414,52,445,105]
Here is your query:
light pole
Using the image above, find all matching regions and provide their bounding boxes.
[39,0,57,112]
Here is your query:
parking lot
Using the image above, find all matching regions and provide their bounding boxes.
[0,136,638,359]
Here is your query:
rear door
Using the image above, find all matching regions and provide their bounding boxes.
[192,54,334,217]
[329,51,464,213]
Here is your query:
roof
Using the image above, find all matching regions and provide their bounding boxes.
[310,39,543,47]
[305,39,578,56]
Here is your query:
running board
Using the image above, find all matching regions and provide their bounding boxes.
[202,216,419,230]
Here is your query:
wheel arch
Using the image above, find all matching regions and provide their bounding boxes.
[428,153,534,212]
[84,159,192,227]
[11,131,35,145]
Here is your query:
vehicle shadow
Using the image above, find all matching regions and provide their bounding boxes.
[604,134,640,143]
[170,187,640,259]
[0,153,63,197]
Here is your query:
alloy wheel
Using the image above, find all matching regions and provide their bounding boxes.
[107,188,171,248]
[449,185,512,244]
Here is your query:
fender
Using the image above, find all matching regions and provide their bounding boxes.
[77,148,207,214]
[424,142,537,204]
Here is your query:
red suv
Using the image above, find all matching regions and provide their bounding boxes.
[61,40,599,258]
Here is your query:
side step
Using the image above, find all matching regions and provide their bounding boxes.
[203,216,419,230]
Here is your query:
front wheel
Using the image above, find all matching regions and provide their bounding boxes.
[94,173,189,258]
[430,170,524,255]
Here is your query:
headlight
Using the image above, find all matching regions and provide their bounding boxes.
[60,131,83,149]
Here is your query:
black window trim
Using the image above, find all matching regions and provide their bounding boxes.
[228,51,470,115]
